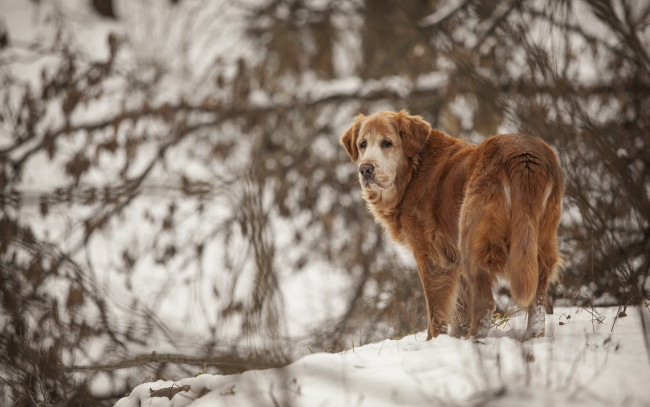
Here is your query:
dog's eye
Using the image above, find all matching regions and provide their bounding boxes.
[360,140,367,149]
[381,140,392,148]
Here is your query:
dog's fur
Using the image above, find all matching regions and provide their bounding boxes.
[341,110,563,340]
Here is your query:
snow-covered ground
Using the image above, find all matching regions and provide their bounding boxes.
[115,306,650,407]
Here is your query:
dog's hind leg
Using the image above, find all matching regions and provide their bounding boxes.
[459,183,509,339]
[450,273,471,338]
[524,274,547,340]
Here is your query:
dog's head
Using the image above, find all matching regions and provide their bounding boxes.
[340,110,430,191]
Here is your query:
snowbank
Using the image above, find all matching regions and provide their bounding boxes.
[115,306,650,407]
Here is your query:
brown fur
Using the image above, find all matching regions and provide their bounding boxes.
[341,110,563,340]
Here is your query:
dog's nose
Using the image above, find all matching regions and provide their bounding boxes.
[359,163,375,178]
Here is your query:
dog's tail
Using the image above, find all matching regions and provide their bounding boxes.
[504,157,550,307]
[505,198,538,307]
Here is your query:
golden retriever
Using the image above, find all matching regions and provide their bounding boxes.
[340,110,563,340]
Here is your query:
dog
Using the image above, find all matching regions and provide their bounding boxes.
[340,110,563,340]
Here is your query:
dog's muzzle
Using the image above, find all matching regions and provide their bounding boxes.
[359,163,380,189]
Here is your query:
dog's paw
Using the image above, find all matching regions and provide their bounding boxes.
[450,320,470,338]
[426,319,449,340]
[522,327,545,341]
[523,304,546,340]
[466,309,492,339]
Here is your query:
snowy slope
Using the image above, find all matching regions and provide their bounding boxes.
[115,306,650,407]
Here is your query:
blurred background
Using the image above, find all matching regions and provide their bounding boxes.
[0,0,648,405]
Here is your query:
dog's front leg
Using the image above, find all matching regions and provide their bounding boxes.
[416,258,458,340]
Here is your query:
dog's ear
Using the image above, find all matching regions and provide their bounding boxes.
[392,110,430,158]
[340,114,366,162]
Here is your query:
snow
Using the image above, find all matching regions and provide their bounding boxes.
[114,306,650,407]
